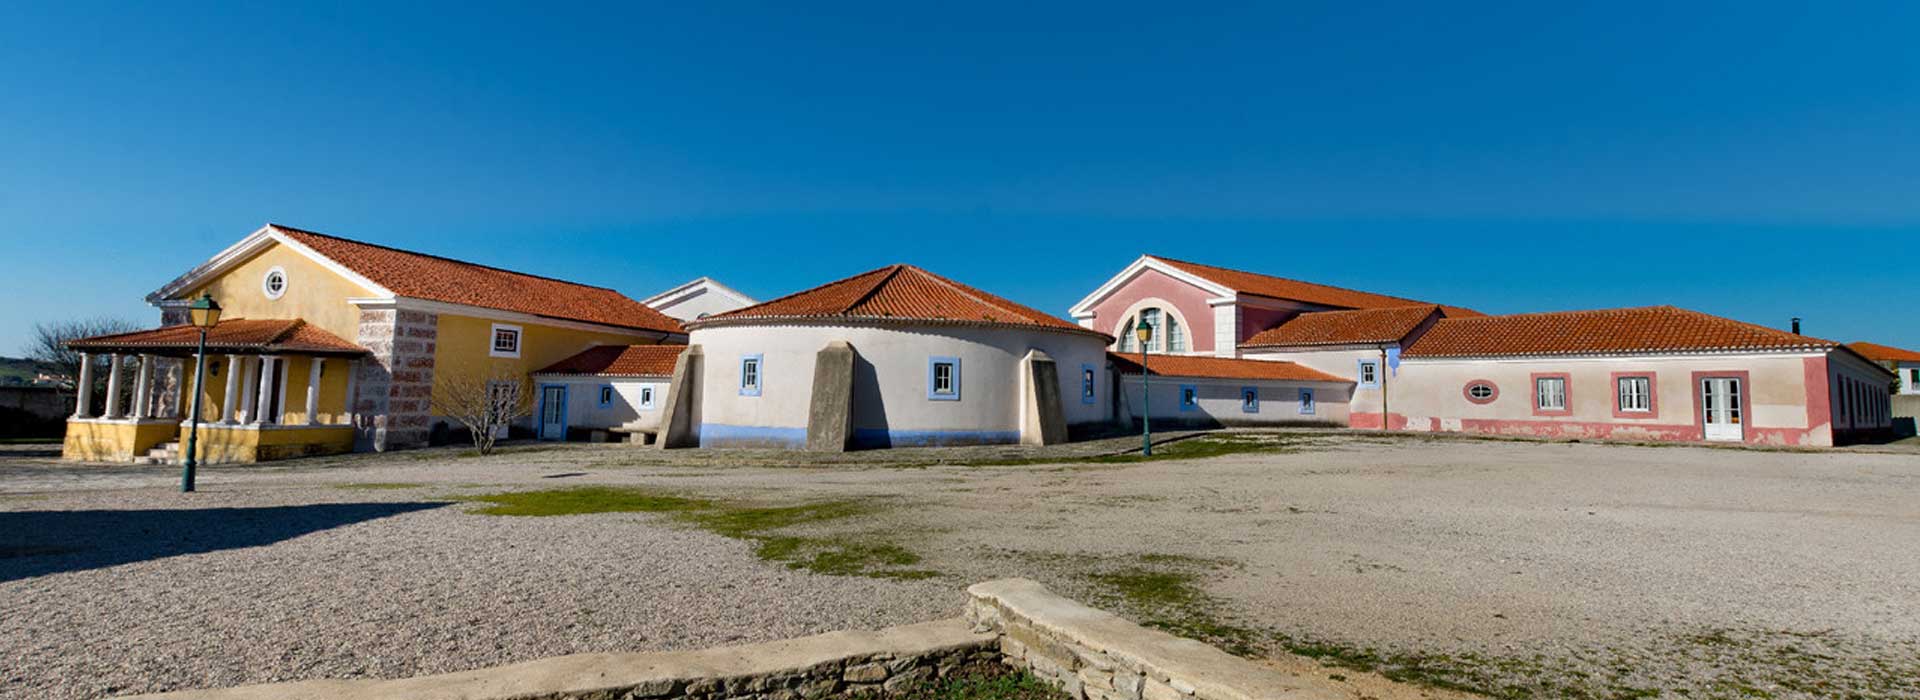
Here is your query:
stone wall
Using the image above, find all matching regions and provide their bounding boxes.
[353,308,438,451]
[967,579,1342,700]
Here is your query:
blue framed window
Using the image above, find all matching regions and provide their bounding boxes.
[1298,388,1316,414]
[597,384,615,408]
[639,385,656,410]
[1081,364,1098,404]
[739,354,763,396]
[1357,360,1380,388]
[1179,384,1199,411]
[928,356,960,400]
[1241,387,1259,413]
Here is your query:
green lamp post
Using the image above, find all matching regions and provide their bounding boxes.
[181,293,221,492]
[1135,317,1154,456]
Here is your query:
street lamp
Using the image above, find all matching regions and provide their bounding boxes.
[181,293,221,492]
[1135,317,1154,456]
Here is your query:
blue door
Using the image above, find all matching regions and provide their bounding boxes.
[538,384,568,440]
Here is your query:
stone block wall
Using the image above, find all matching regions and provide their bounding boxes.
[353,308,438,451]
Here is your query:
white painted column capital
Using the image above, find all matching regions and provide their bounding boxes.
[104,354,126,419]
[72,352,94,418]
[304,357,323,426]
[221,354,243,424]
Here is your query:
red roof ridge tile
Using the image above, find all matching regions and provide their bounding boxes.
[269,223,625,293]
[694,264,1108,339]
[1848,341,1920,363]
[1147,255,1482,316]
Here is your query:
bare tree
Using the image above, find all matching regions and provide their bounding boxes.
[428,363,533,454]
[24,316,142,384]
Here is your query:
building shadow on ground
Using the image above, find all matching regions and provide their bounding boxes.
[0,501,448,582]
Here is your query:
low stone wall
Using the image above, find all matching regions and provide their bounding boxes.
[124,619,997,700]
[967,579,1342,700]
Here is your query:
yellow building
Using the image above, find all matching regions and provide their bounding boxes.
[63,224,686,464]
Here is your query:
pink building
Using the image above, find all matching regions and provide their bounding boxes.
[1079,256,1895,447]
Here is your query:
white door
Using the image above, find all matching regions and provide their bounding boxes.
[539,385,567,440]
[1700,377,1743,442]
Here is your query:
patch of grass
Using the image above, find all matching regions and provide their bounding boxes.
[0,437,60,445]
[462,486,710,516]
[460,486,930,579]
[332,482,425,490]
[965,433,1303,467]
[864,667,1070,700]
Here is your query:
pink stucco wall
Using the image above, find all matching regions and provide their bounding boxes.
[1087,268,1217,352]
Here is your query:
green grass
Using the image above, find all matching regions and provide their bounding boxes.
[0,437,60,445]
[963,433,1302,467]
[459,486,932,578]
[861,668,1069,700]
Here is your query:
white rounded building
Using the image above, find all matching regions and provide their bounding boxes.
[673,264,1115,450]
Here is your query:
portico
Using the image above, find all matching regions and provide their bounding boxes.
[62,319,369,464]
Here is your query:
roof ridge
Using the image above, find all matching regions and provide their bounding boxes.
[1149,254,1429,306]
[268,223,624,293]
[717,265,895,318]
[843,264,908,314]
[904,264,1031,320]
[1441,304,1677,322]
[1664,306,1835,345]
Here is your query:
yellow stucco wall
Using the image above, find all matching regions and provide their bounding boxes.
[62,419,179,462]
[186,424,356,464]
[180,241,374,341]
[181,356,353,425]
[429,312,666,417]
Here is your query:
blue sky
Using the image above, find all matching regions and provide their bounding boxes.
[3,2,1917,352]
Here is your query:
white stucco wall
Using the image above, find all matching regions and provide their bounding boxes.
[532,375,670,433]
[1118,375,1350,427]
[1239,346,1391,419]
[688,323,1112,448]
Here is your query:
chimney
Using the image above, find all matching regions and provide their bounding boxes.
[1791,317,1802,335]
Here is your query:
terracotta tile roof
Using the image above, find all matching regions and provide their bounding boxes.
[1151,256,1482,316]
[67,319,368,356]
[692,264,1110,339]
[270,224,682,334]
[1403,306,1836,358]
[1108,352,1348,382]
[1848,341,1920,363]
[534,344,686,376]
[1240,305,1442,348]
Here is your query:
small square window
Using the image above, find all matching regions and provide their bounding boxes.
[639,385,656,410]
[740,355,762,396]
[1536,376,1567,411]
[489,324,522,358]
[1178,384,1198,412]
[1298,388,1316,415]
[598,385,615,408]
[1357,360,1379,387]
[1241,387,1259,413]
[928,357,960,401]
[1616,376,1651,413]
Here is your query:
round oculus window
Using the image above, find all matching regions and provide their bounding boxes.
[262,267,288,300]
[1464,381,1499,404]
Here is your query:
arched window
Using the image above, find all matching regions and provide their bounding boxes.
[1165,313,1185,353]
[1140,309,1162,352]
[1115,307,1185,354]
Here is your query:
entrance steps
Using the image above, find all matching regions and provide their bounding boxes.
[134,441,180,465]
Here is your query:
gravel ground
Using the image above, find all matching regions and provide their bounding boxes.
[5,433,1919,699]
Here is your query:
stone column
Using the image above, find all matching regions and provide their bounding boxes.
[72,352,94,418]
[305,358,323,426]
[104,354,125,419]
[132,354,154,419]
[221,354,243,424]
[342,359,358,425]
[253,356,278,425]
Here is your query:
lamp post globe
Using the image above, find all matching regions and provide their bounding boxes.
[1134,318,1154,456]
[181,294,221,492]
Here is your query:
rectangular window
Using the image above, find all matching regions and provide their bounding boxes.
[1909,368,1918,388]
[1298,388,1315,415]
[739,355,762,396]
[598,385,615,408]
[1178,384,1198,412]
[1536,376,1566,411]
[1241,387,1259,413]
[1357,360,1379,387]
[1616,376,1651,412]
[928,356,960,400]
[1081,364,1098,405]
[639,385,656,410]
[489,323,522,358]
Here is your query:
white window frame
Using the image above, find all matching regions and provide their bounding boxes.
[488,323,522,358]
[739,355,762,396]
[639,385,656,410]
[1357,360,1379,387]
[1536,377,1567,411]
[1617,376,1651,413]
[262,266,288,300]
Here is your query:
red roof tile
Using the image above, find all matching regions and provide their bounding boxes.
[1240,305,1442,348]
[1404,306,1835,358]
[67,319,368,356]
[1151,256,1482,316]
[692,264,1110,339]
[271,224,682,334]
[1848,341,1920,363]
[534,345,687,376]
[1107,352,1348,382]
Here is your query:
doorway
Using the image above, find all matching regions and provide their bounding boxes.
[1700,376,1743,442]
[538,384,568,441]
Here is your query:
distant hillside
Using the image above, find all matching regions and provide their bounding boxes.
[0,356,54,385]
